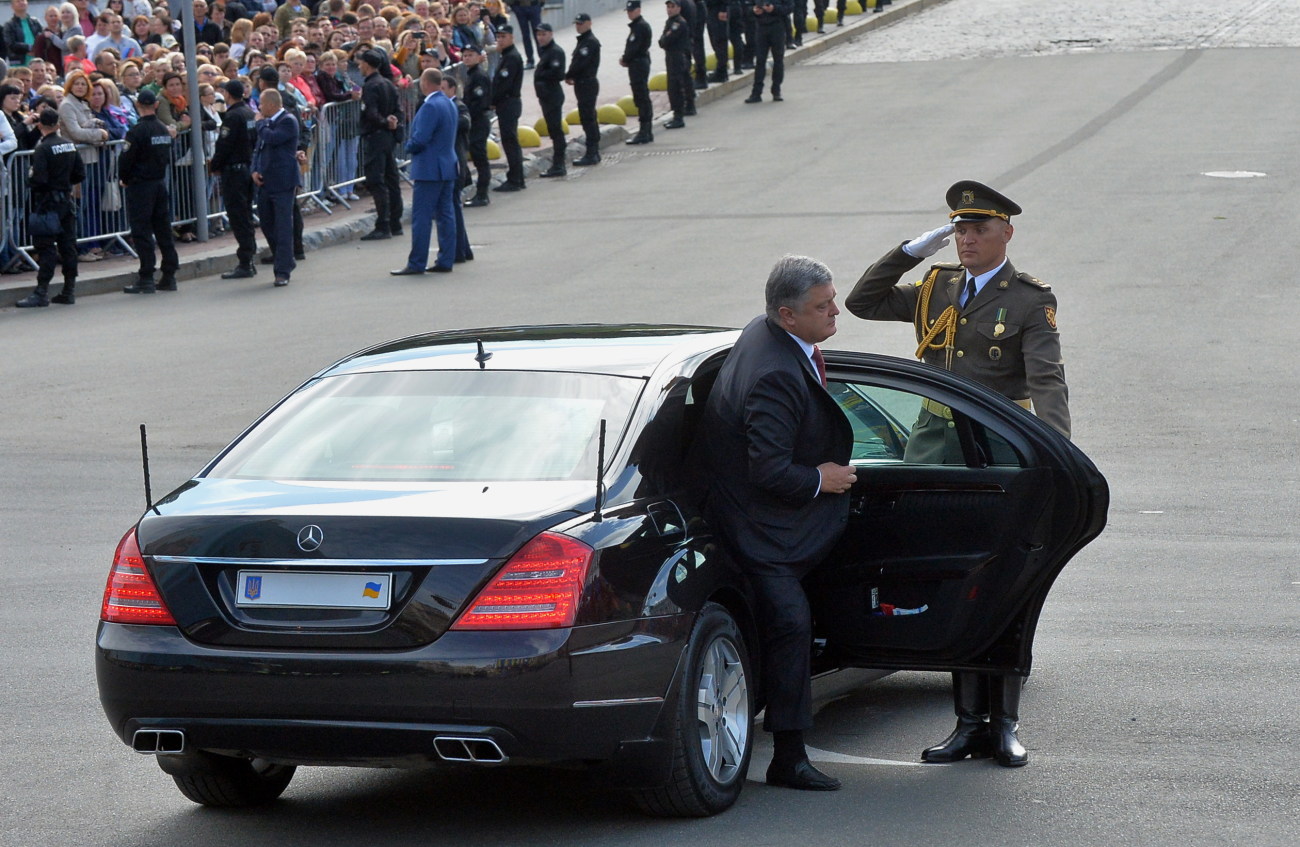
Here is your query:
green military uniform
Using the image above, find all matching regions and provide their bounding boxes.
[846,182,1069,463]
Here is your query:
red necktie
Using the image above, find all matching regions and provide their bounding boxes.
[811,346,827,388]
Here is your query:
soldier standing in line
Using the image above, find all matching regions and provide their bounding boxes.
[702,0,730,83]
[745,0,789,103]
[119,88,179,295]
[679,0,708,90]
[491,25,526,193]
[566,13,602,167]
[621,0,654,145]
[211,79,259,280]
[460,43,493,207]
[14,110,83,308]
[533,23,566,178]
[728,0,756,73]
[846,180,1070,769]
[659,0,691,130]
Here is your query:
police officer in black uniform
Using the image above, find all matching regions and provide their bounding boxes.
[119,88,179,295]
[728,0,756,74]
[679,0,708,90]
[702,0,730,83]
[746,0,789,103]
[533,22,566,178]
[14,110,83,308]
[211,79,259,279]
[660,0,691,129]
[358,48,403,239]
[621,1,653,145]
[491,25,526,192]
[460,43,493,207]
[566,13,602,167]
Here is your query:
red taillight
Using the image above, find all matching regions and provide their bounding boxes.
[451,532,593,631]
[101,527,177,626]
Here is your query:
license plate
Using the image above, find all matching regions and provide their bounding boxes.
[236,571,393,610]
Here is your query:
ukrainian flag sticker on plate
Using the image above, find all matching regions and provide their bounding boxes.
[236,571,393,610]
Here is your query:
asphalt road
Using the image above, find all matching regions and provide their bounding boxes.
[3,9,1298,846]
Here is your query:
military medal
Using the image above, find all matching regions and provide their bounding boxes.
[993,308,1007,338]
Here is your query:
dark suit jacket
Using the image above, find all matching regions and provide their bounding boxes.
[696,316,853,577]
[252,110,301,194]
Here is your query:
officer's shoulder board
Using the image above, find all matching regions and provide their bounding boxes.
[1015,271,1051,291]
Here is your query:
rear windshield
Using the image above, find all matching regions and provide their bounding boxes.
[206,370,646,482]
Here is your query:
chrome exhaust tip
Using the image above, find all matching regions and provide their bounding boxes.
[131,728,186,754]
[432,735,507,764]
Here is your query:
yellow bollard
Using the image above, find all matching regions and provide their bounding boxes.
[534,117,570,136]
[596,104,627,125]
[517,126,541,148]
[487,139,501,160]
[649,72,668,91]
[617,95,638,116]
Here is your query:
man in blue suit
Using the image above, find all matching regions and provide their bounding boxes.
[392,68,461,275]
[251,88,301,287]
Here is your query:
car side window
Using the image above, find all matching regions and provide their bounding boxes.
[827,381,1023,468]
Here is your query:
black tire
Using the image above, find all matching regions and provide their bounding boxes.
[165,753,296,807]
[632,602,754,817]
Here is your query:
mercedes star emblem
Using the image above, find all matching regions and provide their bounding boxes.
[296,524,324,552]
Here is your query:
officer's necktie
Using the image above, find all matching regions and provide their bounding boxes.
[961,275,977,308]
[811,346,827,388]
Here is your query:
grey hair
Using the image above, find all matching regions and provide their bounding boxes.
[765,255,833,321]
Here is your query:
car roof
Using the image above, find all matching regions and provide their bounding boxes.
[321,324,743,379]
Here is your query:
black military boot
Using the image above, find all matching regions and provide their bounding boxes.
[123,276,156,294]
[221,265,257,279]
[921,672,993,763]
[990,674,1029,767]
[15,283,50,308]
[156,276,178,291]
[464,193,490,207]
[573,152,600,167]
[50,277,76,304]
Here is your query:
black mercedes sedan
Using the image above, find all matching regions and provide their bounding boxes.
[96,324,1108,817]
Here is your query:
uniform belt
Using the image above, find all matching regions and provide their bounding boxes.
[225,162,250,169]
[921,397,1031,420]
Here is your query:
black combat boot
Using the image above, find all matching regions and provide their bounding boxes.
[464,193,490,207]
[990,674,1029,767]
[123,276,156,294]
[50,277,76,304]
[921,672,993,762]
[15,282,50,308]
[156,276,177,291]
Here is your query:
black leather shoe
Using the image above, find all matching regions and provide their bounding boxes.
[745,94,762,103]
[573,155,600,167]
[294,251,307,260]
[663,118,685,129]
[766,760,842,791]
[222,266,257,279]
[273,276,290,287]
[772,92,784,101]
[540,165,567,177]
[626,133,653,145]
[921,718,993,762]
[123,279,156,294]
[493,181,523,192]
[156,278,177,291]
[683,105,697,116]
[693,78,708,90]
[464,195,490,207]
[359,229,391,241]
[50,291,75,305]
[15,292,49,307]
[429,265,453,273]
[390,266,424,276]
[389,227,403,237]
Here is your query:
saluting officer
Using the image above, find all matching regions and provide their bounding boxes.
[211,79,259,280]
[491,25,526,193]
[118,88,179,295]
[566,13,602,167]
[460,43,493,207]
[14,110,83,309]
[533,23,566,178]
[621,1,653,145]
[846,180,1070,769]
[659,0,691,130]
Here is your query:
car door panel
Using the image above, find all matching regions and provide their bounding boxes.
[806,353,1108,676]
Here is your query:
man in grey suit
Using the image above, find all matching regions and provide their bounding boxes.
[392,68,461,275]
[695,255,857,791]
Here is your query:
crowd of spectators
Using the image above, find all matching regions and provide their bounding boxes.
[1,0,514,270]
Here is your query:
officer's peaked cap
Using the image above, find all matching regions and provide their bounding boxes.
[946,180,1022,222]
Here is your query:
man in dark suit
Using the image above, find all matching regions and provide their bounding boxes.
[391,68,460,276]
[696,255,857,791]
[251,88,301,287]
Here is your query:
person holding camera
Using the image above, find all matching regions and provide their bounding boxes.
[14,110,83,308]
